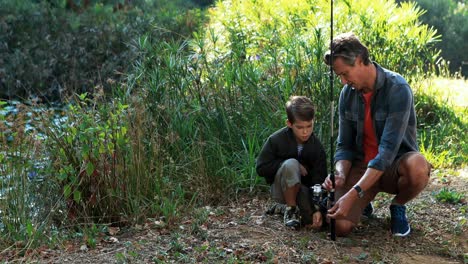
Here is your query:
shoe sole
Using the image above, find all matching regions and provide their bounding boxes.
[392,226,411,237]
[285,220,300,228]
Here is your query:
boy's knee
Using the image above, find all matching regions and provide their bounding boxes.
[280,159,301,185]
[282,158,300,170]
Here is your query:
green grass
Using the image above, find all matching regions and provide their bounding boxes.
[434,187,465,204]
[417,77,468,112]
[414,77,467,167]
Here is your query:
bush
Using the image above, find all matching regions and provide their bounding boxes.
[414,78,467,167]
[0,0,205,101]
[183,0,441,168]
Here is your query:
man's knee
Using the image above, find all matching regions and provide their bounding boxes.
[335,220,355,237]
[400,154,430,187]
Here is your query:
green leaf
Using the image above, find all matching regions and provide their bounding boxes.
[57,172,68,181]
[73,190,82,203]
[86,162,95,176]
[64,184,72,198]
[26,220,34,237]
[356,252,368,261]
[79,93,88,100]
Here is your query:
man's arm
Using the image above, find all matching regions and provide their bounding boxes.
[354,167,384,193]
[327,166,384,219]
[368,82,414,171]
[335,87,357,162]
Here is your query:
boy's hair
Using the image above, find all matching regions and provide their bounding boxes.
[286,96,315,123]
[324,32,371,66]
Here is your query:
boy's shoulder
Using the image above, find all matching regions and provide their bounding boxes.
[269,126,290,139]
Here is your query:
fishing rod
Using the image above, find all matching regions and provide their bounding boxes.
[328,0,336,241]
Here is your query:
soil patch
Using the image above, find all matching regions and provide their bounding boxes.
[6,168,467,263]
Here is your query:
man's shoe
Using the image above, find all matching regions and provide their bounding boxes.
[266,203,286,215]
[362,203,374,218]
[390,204,411,237]
[284,206,301,228]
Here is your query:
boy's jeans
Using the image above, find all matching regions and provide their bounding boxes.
[271,158,314,224]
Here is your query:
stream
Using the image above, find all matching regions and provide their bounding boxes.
[0,100,67,232]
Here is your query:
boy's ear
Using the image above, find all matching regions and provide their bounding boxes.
[286,119,293,128]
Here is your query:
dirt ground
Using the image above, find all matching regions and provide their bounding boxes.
[7,168,468,263]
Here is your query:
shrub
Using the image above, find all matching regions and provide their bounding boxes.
[0,0,205,101]
[186,0,440,169]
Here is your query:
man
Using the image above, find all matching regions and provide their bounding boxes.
[256,96,327,229]
[322,32,431,237]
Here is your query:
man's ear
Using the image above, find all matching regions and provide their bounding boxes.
[355,55,363,65]
[286,119,292,128]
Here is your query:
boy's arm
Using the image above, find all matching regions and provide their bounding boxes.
[256,137,283,185]
[316,145,328,183]
[302,140,327,186]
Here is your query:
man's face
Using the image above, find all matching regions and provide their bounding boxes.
[287,119,314,144]
[333,56,368,92]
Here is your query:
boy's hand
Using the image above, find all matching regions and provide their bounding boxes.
[322,172,345,190]
[311,211,322,230]
[299,164,307,176]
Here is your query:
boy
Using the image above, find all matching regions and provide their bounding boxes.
[256,96,327,229]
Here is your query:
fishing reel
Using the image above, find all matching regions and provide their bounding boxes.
[310,184,329,214]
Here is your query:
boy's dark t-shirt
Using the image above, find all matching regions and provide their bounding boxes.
[256,127,327,186]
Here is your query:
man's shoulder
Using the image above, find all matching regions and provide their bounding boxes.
[376,63,409,88]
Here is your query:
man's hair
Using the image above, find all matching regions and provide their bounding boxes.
[286,96,315,123]
[324,32,371,66]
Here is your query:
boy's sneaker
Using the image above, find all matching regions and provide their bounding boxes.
[362,203,374,218]
[266,203,286,215]
[284,206,301,228]
[390,204,411,237]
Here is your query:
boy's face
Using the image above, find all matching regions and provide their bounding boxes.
[287,119,314,144]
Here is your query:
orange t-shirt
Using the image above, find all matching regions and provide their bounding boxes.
[363,92,378,164]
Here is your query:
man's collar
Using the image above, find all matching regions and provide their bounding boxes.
[373,62,385,91]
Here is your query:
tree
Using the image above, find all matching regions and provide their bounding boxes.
[397,0,468,76]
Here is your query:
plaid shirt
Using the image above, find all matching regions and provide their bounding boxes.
[335,62,419,171]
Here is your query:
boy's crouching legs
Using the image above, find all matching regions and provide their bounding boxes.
[296,185,314,226]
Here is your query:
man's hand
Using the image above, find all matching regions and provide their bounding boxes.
[327,191,357,219]
[322,172,345,191]
[299,164,307,176]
